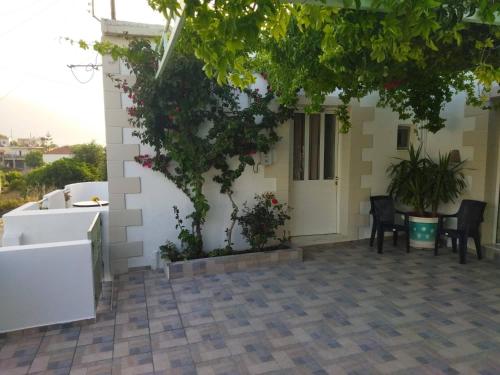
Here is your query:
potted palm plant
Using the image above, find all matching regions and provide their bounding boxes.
[387,145,466,249]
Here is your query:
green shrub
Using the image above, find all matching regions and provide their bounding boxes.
[159,241,185,262]
[207,247,234,257]
[3,171,27,193]
[4,171,23,185]
[26,158,98,189]
[0,198,26,216]
[25,151,44,168]
[238,193,290,251]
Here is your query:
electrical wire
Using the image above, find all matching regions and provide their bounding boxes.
[68,53,101,84]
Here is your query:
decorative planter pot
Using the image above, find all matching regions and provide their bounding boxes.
[161,245,303,280]
[409,216,439,249]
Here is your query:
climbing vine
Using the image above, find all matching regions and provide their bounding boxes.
[147,0,500,132]
[93,38,291,255]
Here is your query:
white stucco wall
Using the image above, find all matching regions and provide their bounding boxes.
[361,93,473,199]
[2,209,98,245]
[119,75,280,268]
[2,206,111,281]
[66,181,109,206]
[0,240,95,333]
[42,154,74,164]
[124,146,276,268]
[356,91,485,238]
[42,189,66,209]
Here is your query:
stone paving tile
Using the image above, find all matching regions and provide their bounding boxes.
[68,359,112,375]
[114,322,149,341]
[111,352,154,375]
[29,347,75,373]
[195,357,249,375]
[76,326,114,347]
[4,241,500,374]
[148,314,183,334]
[113,335,151,359]
[152,345,196,374]
[0,336,42,361]
[38,332,79,354]
[150,329,188,351]
[72,342,113,366]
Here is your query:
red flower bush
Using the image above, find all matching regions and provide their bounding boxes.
[237,193,290,251]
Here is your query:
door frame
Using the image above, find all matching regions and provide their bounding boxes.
[289,109,341,235]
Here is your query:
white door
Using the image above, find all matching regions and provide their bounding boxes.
[290,112,338,236]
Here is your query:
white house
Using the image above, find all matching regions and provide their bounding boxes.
[0,134,9,147]
[42,146,74,164]
[0,145,44,170]
[101,19,500,275]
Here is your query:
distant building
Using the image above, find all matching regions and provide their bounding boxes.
[43,146,74,164]
[0,146,44,170]
[0,134,9,147]
[16,137,44,147]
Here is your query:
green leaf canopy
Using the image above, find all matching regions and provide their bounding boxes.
[148,0,500,132]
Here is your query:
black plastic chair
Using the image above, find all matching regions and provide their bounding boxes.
[434,199,486,264]
[369,195,410,254]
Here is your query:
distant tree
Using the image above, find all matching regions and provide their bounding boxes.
[26,158,98,189]
[72,141,106,180]
[25,151,44,169]
[40,132,56,149]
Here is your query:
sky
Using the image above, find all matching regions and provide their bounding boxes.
[0,0,164,146]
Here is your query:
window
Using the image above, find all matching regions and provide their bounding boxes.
[397,125,411,150]
[293,113,337,182]
[308,114,321,180]
[324,114,336,179]
[293,113,305,180]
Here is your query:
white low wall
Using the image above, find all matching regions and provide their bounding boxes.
[66,181,108,206]
[2,207,111,281]
[42,189,66,209]
[3,209,98,245]
[0,240,95,333]
[8,202,40,213]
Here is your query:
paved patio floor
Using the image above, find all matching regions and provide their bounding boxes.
[2,240,500,374]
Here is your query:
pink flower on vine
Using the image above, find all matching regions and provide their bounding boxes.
[135,154,153,169]
[127,107,137,116]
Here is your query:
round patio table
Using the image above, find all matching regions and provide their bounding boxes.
[73,200,109,207]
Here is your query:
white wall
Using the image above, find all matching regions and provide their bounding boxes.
[121,75,278,269]
[2,206,111,281]
[66,181,109,206]
[42,154,73,164]
[2,209,97,245]
[0,240,95,333]
[361,92,473,201]
[124,154,276,268]
[42,189,66,209]
[357,91,479,238]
